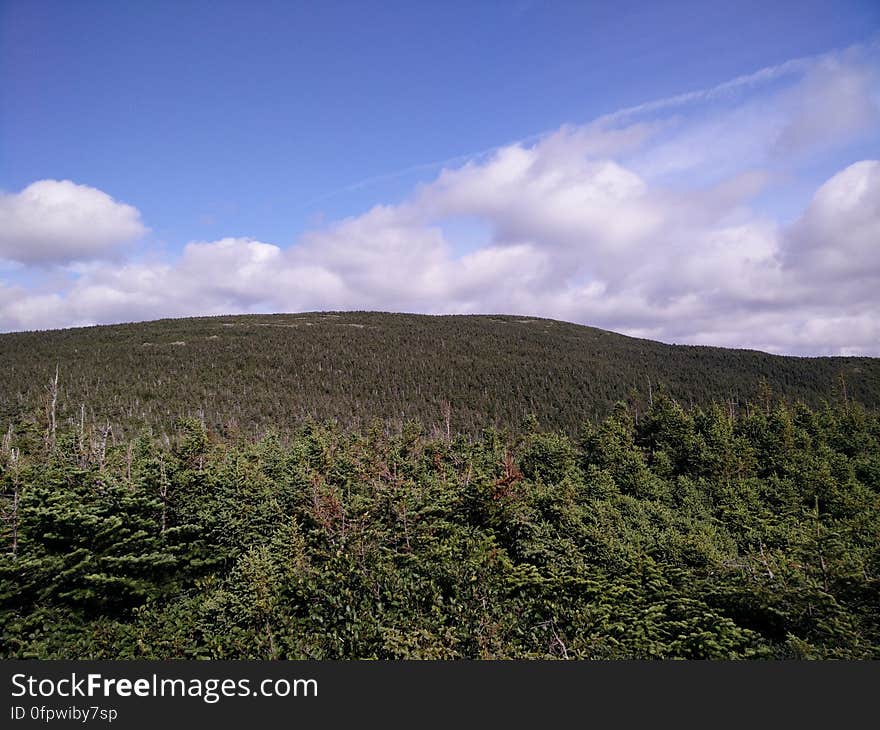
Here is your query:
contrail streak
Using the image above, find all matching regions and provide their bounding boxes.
[300,39,875,210]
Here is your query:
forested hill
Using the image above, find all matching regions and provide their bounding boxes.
[2,313,880,659]
[1,311,878,437]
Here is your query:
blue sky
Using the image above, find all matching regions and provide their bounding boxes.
[1,0,879,354]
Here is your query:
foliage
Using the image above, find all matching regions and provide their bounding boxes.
[1,312,878,439]
[1,388,878,659]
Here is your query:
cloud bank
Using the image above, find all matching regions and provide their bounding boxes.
[1,44,878,356]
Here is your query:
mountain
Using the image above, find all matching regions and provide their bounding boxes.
[2,312,879,660]
[1,311,878,437]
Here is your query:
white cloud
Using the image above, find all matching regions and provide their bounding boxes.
[0,180,146,265]
[772,53,880,158]
[1,45,878,356]
[781,160,880,282]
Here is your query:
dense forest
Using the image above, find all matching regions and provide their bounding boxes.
[1,378,878,658]
[1,312,879,438]
[1,314,878,658]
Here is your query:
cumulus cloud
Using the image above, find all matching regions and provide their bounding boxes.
[0,180,146,265]
[782,160,880,282]
[1,44,878,356]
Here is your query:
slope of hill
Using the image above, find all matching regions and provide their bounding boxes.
[2,312,879,660]
[1,311,878,437]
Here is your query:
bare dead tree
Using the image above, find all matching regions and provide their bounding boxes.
[838,372,849,411]
[492,452,522,500]
[7,462,20,559]
[1,423,12,455]
[158,457,169,534]
[814,495,829,592]
[440,400,452,443]
[1,440,21,558]
[98,421,111,468]
[126,442,134,488]
[532,620,570,659]
[551,621,570,659]
[758,541,775,581]
[310,474,345,549]
[45,364,59,449]
[78,403,87,467]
